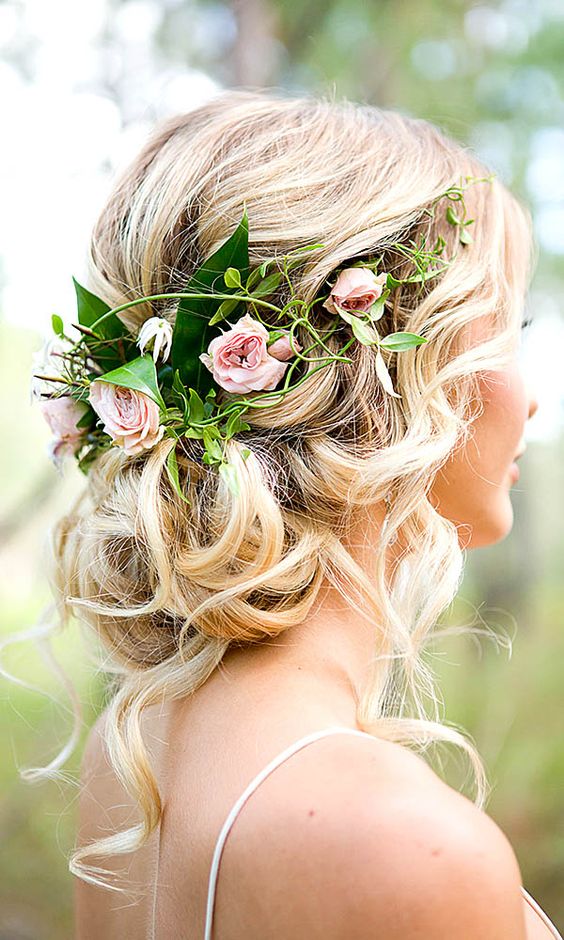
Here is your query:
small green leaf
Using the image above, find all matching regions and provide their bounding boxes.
[224,267,243,289]
[72,277,135,370]
[225,409,251,439]
[241,448,251,460]
[249,272,282,299]
[259,260,271,278]
[73,277,111,328]
[187,388,205,423]
[219,461,240,497]
[93,355,165,408]
[367,292,389,322]
[459,227,474,245]
[184,427,204,439]
[203,428,224,463]
[171,369,190,419]
[380,332,427,351]
[208,296,241,327]
[165,446,191,504]
[446,206,460,226]
[266,329,286,346]
[52,314,65,337]
[386,273,403,289]
[337,307,379,345]
[76,406,95,429]
[203,423,222,440]
[350,317,379,346]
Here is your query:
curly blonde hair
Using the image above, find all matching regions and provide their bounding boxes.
[22,89,534,889]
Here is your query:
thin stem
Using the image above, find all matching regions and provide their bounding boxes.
[91,290,282,332]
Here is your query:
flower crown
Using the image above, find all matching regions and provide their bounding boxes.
[32,176,489,503]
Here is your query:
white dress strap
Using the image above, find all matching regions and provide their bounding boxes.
[521,886,563,939]
[203,725,373,940]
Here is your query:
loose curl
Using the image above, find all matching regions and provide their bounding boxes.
[13,89,534,890]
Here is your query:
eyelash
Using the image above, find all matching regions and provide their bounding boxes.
[521,316,533,331]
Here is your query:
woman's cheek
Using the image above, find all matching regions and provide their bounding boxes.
[429,366,527,548]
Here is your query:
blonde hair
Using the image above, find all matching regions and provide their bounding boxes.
[19,89,535,890]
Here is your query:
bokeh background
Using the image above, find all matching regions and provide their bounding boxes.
[1,0,564,936]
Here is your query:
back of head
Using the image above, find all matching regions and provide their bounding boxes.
[44,89,531,887]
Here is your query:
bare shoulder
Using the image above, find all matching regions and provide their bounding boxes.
[220,732,526,939]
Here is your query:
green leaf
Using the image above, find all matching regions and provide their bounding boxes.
[245,265,266,291]
[446,206,460,226]
[203,387,217,417]
[336,307,379,345]
[249,272,282,299]
[219,461,240,497]
[93,355,165,408]
[171,369,190,419]
[187,388,205,423]
[165,446,191,504]
[224,267,242,289]
[459,227,474,245]
[183,427,204,439]
[225,409,251,439]
[350,317,379,346]
[241,448,251,461]
[76,405,96,429]
[266,329,286,346]
[72,277,135,371]
[208,296,241,327]
[367,292,389,322]
[386,273,403,289]
[203,428,224,464]
[73,277,123,340]
[380,332,428,351]
[52,314,65,337]
[171,208,250,393]
[202,423,222,440]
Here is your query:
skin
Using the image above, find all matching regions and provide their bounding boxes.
[430,357,539,549]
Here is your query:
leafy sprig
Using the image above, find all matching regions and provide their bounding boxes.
[37,176,490,502]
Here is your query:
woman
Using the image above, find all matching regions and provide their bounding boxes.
[33,90,558,937]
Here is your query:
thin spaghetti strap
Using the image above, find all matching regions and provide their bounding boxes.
[521,887,563,939]
[203,725,374,940]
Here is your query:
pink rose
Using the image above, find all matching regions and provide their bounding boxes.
[39,396,88,465]
[199,314,300,394]
[323,267,387,317]
[89,382,164,456]
[267,333,300,362]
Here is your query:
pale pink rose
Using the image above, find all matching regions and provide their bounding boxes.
[39,397,88,465]
[267,332,302,362]
[89,381,164,456]
[323,268,388,317]
[199,313,295,393]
